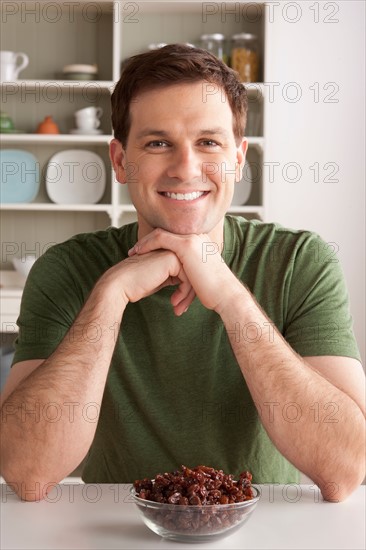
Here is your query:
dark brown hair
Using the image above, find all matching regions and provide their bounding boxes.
[111,44,248,147]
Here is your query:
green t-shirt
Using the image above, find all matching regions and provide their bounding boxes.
[13,216,360,483]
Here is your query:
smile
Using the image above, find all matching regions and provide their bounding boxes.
[159,191,208,201]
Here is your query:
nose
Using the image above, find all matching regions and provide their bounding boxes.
[165,143,202,183]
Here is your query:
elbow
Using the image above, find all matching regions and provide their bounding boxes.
[319,460,365,503]
[2,475,62,502]
[1,463,62,502]
[318,421,366,503]
[2,480,43,502]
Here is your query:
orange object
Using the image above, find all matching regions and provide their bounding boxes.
[36,116,60,134]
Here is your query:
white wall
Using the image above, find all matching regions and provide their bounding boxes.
[264,1,365,363]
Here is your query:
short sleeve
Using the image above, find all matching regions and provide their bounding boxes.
[12,246,85,364]
[283,233,361,361]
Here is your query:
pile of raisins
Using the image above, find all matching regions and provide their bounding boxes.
[134,465,253,505]
[133,465,255,535]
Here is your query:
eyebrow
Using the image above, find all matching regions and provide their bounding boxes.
[200,128,231,138]
[135,127,230,140]
[136,129,169,139]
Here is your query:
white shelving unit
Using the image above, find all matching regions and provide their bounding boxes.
[1,134,113,145]
[0,1,267,332]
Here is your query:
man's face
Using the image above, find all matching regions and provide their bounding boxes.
[111,82,247,240]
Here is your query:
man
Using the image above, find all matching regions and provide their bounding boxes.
[1,45,365,502]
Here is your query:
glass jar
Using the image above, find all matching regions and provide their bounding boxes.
[200,33,227,63]
[230,33,259,83]
[147,43,168,50]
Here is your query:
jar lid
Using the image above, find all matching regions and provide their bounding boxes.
[63,64,98,73]
[231,33,257,40]
[147,43,168,50]
[200,33,225,41]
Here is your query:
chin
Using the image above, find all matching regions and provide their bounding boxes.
[139,211,222,237]
[162,220,211,235]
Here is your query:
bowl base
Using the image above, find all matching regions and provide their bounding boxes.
[148,516,251,543]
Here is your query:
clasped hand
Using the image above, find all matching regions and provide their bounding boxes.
[126,228,242,315]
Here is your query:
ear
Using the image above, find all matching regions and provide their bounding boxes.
[235,138,248,182]
[109,139,127,184]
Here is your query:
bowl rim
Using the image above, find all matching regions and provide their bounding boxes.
[130,484,260,510]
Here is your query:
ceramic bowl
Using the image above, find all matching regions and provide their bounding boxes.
[12,256,37,278]
[62,64,98,80]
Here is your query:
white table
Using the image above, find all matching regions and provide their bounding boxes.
[1,483,365,549]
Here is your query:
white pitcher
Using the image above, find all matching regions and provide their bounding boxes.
[0,51,29,81]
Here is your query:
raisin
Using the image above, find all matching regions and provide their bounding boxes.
[167,492,182,504]
[189,494,202,506]
[133,465,255,534]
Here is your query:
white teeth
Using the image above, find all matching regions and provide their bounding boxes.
[163,191,205,201]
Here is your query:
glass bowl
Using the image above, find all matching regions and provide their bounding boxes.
[130,485,260,543]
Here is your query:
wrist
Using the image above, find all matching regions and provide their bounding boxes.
[214,280,249,318]
[94,270,129,311]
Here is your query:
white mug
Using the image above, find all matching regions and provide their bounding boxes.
[75,113,101,130]
[75,107,103,130]
[0,51,29,81]
[75,106,103,119]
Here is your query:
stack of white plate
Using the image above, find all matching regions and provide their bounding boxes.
[45,150,106,204]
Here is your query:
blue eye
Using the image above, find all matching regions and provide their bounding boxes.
[146,141,169,148]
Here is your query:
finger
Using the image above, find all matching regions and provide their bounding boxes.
[170,265,195,315]
[172,287,196,316]
[128,240,164,257]
[128,229,175,257]
[170,277,192,307]
[154,276,180,293]
[127,239,153,256]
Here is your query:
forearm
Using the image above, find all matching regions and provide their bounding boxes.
[0,275,126,499]
[217,284,365,502]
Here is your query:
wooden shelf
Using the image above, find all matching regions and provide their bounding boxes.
[0,80,114,91]
[0,134,112,145]
[0,203,113,213]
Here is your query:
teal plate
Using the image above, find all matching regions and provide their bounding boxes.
[0,149,40,203]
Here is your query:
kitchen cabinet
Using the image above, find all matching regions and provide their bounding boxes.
[0,1,267,332]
